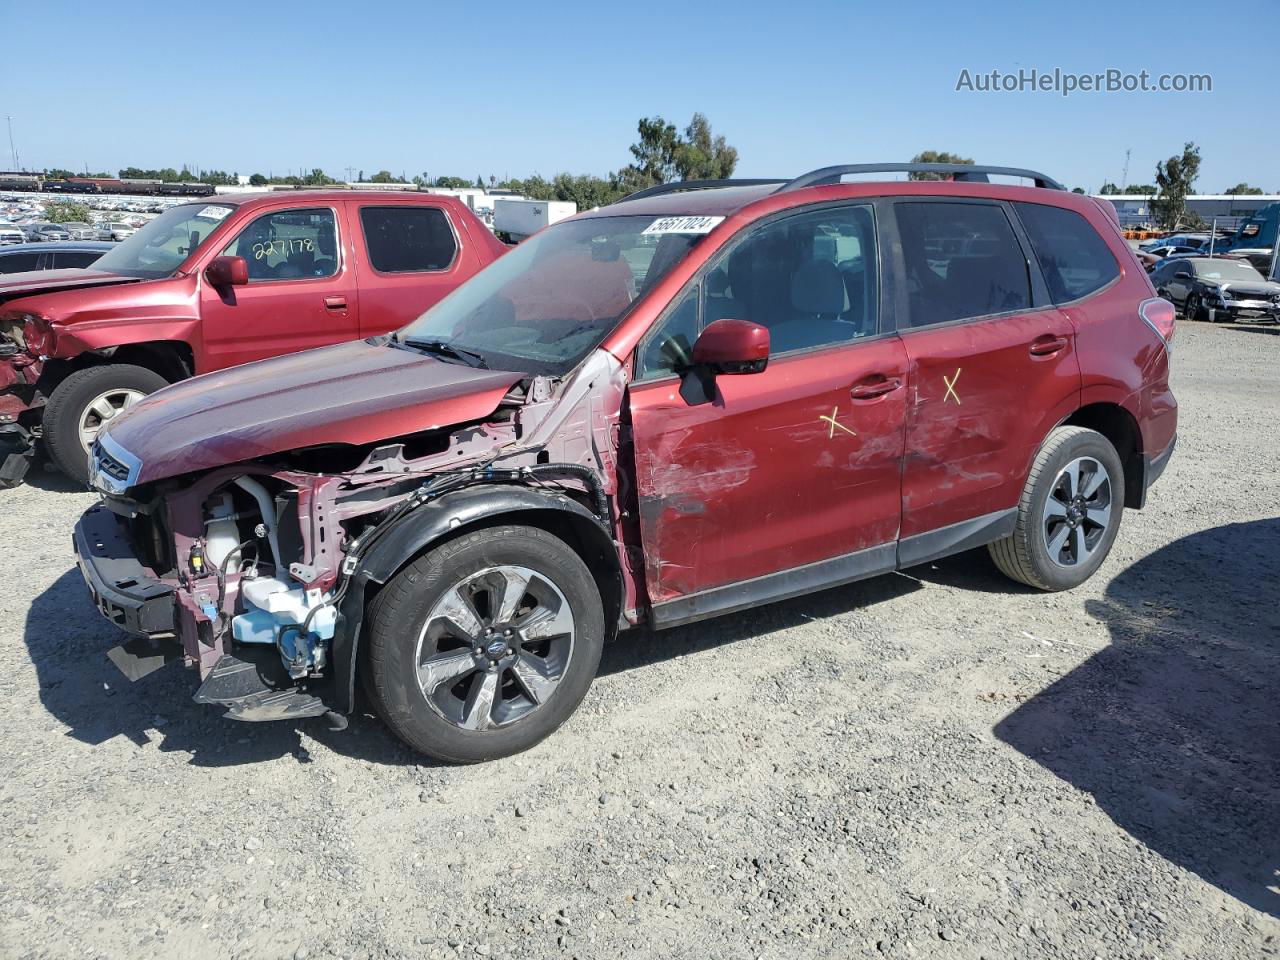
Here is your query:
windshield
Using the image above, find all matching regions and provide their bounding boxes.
[1193,260,1265,282]
[399,214,718,375]
[91,202,235,278]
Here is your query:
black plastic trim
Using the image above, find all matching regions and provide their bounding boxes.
[621,179,788,202]
[650,542,898,629]
[73,505,176,637]
[1144,433,1176,493]
[896,508,1018,569]
[782,164,1064,193]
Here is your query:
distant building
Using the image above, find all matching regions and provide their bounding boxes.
[1095,194,1280,229]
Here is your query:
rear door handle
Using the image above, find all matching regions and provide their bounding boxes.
[1030,334,1070,356]
[324,296,347,310]
[851,376,902,400]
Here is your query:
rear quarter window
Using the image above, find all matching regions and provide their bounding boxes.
[1015,202,1120,303]
[360,206,457,273]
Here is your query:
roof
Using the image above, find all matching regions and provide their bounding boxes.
[188,189,461,207]
[585,178,1098,223]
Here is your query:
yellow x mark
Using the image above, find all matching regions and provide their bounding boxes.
[820,405,857,439]
[943,368,962,405]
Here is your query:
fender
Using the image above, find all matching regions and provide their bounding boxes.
[52,317,200,359]
[331,484,621,714]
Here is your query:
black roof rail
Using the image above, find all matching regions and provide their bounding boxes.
[780,163,1065,193]
[621,178,788,202]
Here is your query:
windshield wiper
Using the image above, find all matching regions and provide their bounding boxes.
[403,338,489,368]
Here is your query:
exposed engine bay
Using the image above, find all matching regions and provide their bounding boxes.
[80,350,631,723]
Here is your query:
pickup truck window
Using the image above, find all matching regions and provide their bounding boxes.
[91,202,235,279]
[221,208,339,282]
[360,206,457,273]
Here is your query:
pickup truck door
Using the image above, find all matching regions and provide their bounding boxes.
[197,204,361,371]
[348,200,484,337]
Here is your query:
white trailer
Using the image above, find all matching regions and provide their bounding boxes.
[493,198,577,241]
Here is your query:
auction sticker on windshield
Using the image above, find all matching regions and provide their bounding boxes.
[196,206,232,221]
[641,215,725,236]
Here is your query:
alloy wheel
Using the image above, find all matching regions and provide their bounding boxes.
[414,565,575,731]
[78,388,146,454]
[1042,456,1112,567]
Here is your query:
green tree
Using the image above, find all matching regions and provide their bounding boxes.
[551,173,622,211]
[908,151,974,180]
[433,176,471,188]
[673,113,738,180]
[1071,187,1086,194]
[1151,142,1201,230]
[627,116,680,184]
[475,174,485,189]
[248,173,268,186]
[1224,182,1263,195]
[44,201,91,224]
[45,168,77,179]
[370,170,406,184]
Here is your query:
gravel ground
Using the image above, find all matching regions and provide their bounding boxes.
[2,322,1277,960]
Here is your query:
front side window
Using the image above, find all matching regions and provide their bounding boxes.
[400,214,713,376]
[91,202,235,278]
[360,206,456,273]
[53,251,102,269]
[221,209,338,282]
[638,204,879,379]
[896,201,1031,327]
[1015,202,1120,303]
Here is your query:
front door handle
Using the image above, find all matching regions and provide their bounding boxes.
[1030,334,1070,356]
[324,296,347,310]
[851,376,902,400]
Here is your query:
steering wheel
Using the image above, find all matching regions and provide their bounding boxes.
[658,334,693,371]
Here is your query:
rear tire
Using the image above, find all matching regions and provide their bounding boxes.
[364,524,604,763]
[43,364,168,483]
[988,426,1124,591]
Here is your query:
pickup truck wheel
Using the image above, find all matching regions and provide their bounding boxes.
[365,524,604,763]
[44,364,168,483]
[988,426,1124,591]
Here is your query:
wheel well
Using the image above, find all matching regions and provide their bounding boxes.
[367,506,624,640]
[68,341,193,383]
[1063,403,1144,507]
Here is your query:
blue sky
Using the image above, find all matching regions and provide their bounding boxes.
[4,0,1271,193]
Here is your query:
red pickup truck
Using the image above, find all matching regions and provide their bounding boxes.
[0,190,506,485]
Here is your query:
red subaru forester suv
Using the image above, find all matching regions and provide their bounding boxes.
[74,164,1177,762]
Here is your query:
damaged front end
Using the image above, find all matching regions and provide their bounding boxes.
[0,313,48,487]
[73,350,631,725]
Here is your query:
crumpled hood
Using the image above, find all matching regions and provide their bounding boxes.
[0,268,141,306]
[103,339,525,484]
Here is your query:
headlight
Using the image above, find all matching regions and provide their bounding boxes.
[21,315,53,355]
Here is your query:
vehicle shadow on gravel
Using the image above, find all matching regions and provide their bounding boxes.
[996,518,1280,918]
[23,568,426,768]
[25,564,921,769]
[23,456,89,494]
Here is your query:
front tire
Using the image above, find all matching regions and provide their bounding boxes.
[988,426,1124,591]
[43,364,168,483]
[364,524,604,763]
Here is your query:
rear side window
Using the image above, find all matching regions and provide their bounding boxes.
[0,252,40,273]
[360,206,457,273]
[895,202,1030,327]
[1015,202,1119,303]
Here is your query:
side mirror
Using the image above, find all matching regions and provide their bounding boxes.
[691,318,770,375]
[206,255,248,287]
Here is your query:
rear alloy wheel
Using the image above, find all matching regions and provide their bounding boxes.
[42,364,168,483]
[988,426,1124,591]
[1186,293,1208,322]
[365,525,604,763]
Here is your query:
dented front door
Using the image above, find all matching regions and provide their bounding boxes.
[628,337,909,605]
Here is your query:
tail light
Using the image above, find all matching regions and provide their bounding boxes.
[1139,297,1176,349]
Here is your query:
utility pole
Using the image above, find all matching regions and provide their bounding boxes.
[4,115,18,170]
[1121,148,1131,191]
